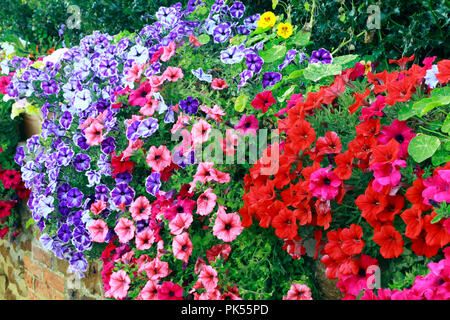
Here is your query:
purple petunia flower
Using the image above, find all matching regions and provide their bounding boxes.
[57,224,72,243]
[191,67,213,83]
[111,183,135,206]
[59,111,73,129]
[57,182,71,201]
[213,24,231,43]
[86,170,102,187]
[66,188,84,208]
[278,49,298,71]
[95,185,110,202]
[179,96,199,115]
[229,1,245,18]
[146,172,161,196]
[126,120,141,141]
[101,136,116,155]
[238,70,254,89]
[41,79,59,95]
[246,54,264,73]
[72,153,91,172]
[220,45,246,64]
[137,117,158,138]
[14,146,25,166]
[115,171,133,184]
[98,58,118,78]
[237,25,251,35]
[68,252,88,276]
[261,72,282,89]
[56,146,74,166]
[72,227,92,251]
[310,48,333,64]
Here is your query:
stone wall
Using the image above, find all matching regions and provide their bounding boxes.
[0,205,104,300]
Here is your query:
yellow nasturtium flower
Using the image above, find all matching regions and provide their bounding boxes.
[360,60,373,75]
[277,22,293,39]
[257,11,277,29]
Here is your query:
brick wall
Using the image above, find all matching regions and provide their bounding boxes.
[0,205,104,300]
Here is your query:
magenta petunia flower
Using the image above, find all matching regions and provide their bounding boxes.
[422,169,450,205]
[309,166,341,200]
[234,114,259,136]
[377,119,416,159]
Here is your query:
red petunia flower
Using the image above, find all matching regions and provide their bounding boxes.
[251,90,276,113]
[400,207,423,239]
[271,208,298,240]
[157,281,183,300]
[110,152,135,178]
[435,59,450,84]
[389,54,415,70]
[348,88,371,114]
[315,131,342,156]
[372,225,404,259]
[340,224,365,256]
[1,169,21,189]
[333,151,354,180]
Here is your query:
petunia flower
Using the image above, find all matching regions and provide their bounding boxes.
[234,114,259,136]
[172,232,193,263]
[251,90,276,113]
[109,270,131,300]
[88,219,108,243]
[261,72,282,89]
[199,265,219,292]
[309,166,341,200]
[283,283,313,300]
[191,119,212,146]
[146,145,172,172]
[377,119,416,159]
[211,78,228,90]
[309,48,333,64]
[212,207,243,242]
[163,66,184,82]
[135,228,155,251]
[130,196,151,221]
[157,281,183,300]
[114,217,136,243]
[196,188,217,216]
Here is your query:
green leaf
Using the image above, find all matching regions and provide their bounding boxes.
[408,134,441,163]
[259,45,287,63]
[445,141,450,151]
[25,218,35,229]
[411,87,450,117]
[272,0,279,10]
[432,149,450,166]
[398,103,417,121]
[288,32,311,47]
[197,34,210,45]
[303,63,342,82]
[305,2,310,11]
[442,114,450,133]
[286,70,304,80]
[278,85,298,102]
[332,54,359,67]
[235,94,248,112]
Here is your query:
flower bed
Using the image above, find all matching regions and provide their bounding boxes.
[2,0,449,300]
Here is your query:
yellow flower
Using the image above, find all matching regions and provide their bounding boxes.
[257,11,276,29]
[277,22,293,39]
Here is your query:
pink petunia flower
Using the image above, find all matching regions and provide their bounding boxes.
[199,265,219,292]
[90,200,107,215]
[377,119,416,159]
[160,42,176,62]
[135,228,155,251]
[370,159,407,193]
[163,66,184,82]
[283,283,313,300]
[149,74,165,88]
[126,62,144,82]
[87,219,108,243]
[84,121,104,146]
[193,162,216,184]
[309,165,341,200]
[169,212,193,235]
[196,188,217,216]
[200,104,226,122]
[109,270,131,299]
[128,81,152,107]
[422,169,450,205]
[146,145,172,172]
[234,114,259,136]
[158,281,183,300]
[139,97,159,116]
[130,196,151,221]
[211,78,228,90]
[172,232,193,263]
[191,119,211,146]
[114,217,136,243]
[212,207,243,242]
[143,258,171,281]
[138,280,159,300]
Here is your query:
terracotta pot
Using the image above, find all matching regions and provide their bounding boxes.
[314,259,345,300]
[23,113,43,140]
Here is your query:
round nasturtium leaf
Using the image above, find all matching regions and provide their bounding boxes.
[408,134,441,163]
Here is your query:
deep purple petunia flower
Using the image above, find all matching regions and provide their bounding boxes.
[95,184,110,202]
[261,72,282,89]
[59,111,73,129]
[72,153,91,172]
[179,96,199,115]
[246,54,264,73]
[145,172,161,196]
[229,1,245,18]
[101,136,116,155]
[111,183,135,206]
[57,224,72,243]
[309,48,333,64]
[41,79,59,95]
[66,187,84,208]
[213,24,231,43]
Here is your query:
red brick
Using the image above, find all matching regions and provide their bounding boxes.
[32,246,51,268]
[55,258,69,275]
[43,268,65,293]
[23,255,43,280]
[25,272,34,289]
[20,239,32,252]
[54,291,65,300]
[34,278,54,300]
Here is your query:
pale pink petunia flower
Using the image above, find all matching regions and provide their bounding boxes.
[171,115,191,134]
[126,62,144,82]
[87,219,108,243]
[200,104,226,122]
[146,145,172,172]
[161,42,176,62]
[90,200,107,215]
[283,283,313,300]
[143,258,171,281]
[114,217,136,243]
[139,97,159,116]
[84,121,104,146]
[149,74,166,88]
[169,212,193,235]
[163,66,184,82]
[212,208,244,242]
[138,280,160,300]
[109,270,131,299]
[172,232,193,263]
[191,119,211,147]
[196,188,217,216]
[135,228,155,251]
[199,265,219,292]
[193,162,216,184]
[130,196,151,221]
